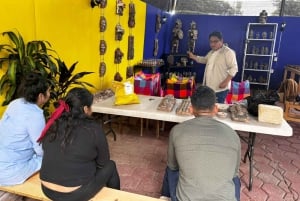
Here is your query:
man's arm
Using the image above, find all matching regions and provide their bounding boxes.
[187,51,207,64]
[167,129,178,170]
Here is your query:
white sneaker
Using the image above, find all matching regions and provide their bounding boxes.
[159,196,171,201]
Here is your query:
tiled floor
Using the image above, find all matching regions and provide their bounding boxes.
[0,118,299,201]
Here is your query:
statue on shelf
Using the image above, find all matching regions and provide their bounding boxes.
[188,21,198,53]
[259,10,268,24]
[171,19,183,53]
[126,66,134,78]
[128,2,135,28]
[115,23,125,41]
[116,0,126,16]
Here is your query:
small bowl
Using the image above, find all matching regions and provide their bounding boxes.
[217,112,228,118]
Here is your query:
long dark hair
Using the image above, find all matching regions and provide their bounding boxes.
[44,87,94,150]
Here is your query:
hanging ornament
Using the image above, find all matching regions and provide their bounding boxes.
[99,62,106,77]
[99,16,107,32]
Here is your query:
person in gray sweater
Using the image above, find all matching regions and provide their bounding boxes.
[161,86,241,201]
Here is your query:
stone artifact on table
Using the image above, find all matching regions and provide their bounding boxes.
[229,104,249,122]
[176,98,192,116]
[157,95,176,112]
[93,89,115,103]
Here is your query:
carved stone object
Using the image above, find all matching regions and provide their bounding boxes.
[114,48,124,64]
[126,66,134,78]
[259,10,268,24]
[99,40,106,55]
[115,23,125,41]
[127,35,134,60]
[153,39,158,57]
[99,62,106,77]
[91,0,107,8]
[128,2,135,28]
[188,21,198,53]
[99,16,107,32]
[229,104,249,122]
[155,14,162,33]
[157,95,176,112]
[114,72,123,82]
[171,19,183,53]
[116,0,126,16]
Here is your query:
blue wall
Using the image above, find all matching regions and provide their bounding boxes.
[143,5,300,90]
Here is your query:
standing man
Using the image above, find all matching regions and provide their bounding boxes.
[161,86,241,201]
[188,31,238,103]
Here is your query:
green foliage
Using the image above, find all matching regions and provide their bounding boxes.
[0,30,58,105]
[0,30,95,117]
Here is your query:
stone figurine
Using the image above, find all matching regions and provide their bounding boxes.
[259,10,268,23]
[127,35,134,60]
[155,14,162,33]
[115,23,125,41]
[90,0,107,8]
[128,2,135,28]
[99,40,106,55]
[171,19,184,53]
[99,62,106,77]
[116,0,126,16]
[114,48,124,64]
[188,21,198,53]
[99,16,107,32]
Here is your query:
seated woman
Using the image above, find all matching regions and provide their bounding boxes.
[0,72,50,186]
[38,87,120,201]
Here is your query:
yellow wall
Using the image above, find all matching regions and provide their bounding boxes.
[0,0,146,116]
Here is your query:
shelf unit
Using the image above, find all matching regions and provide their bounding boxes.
[241,23,278,89]
[164,54,196,80]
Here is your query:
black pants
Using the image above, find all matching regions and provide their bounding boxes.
[41,160,120,201]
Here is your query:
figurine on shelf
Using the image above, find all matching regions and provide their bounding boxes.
[171,19,184,53]
[188,21,198,53]
[116,0,126,16]
[115,23,125,41]
[259,10,268,24]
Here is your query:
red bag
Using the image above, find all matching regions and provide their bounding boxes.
[134,71,161,96]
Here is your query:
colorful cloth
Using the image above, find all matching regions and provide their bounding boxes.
[134,71,161,96]
[226,80,250,104]
[165,77,195,99]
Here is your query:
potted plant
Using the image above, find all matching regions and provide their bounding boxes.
[0,30,95,118]
[0,30,58,105]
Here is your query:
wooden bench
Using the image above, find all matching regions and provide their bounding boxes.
[0,173,163,201]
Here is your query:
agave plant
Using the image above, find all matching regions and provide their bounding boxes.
[0,30,57,105]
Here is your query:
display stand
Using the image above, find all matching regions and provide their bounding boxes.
[241,23,278,89]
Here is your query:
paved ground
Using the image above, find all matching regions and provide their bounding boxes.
[1,119,299,201]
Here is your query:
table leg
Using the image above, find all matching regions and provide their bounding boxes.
[240,132,256,191]
[156,120,160,138]
[140,118,144,136]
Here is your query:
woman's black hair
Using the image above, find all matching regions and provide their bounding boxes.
[43,87,94,150]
